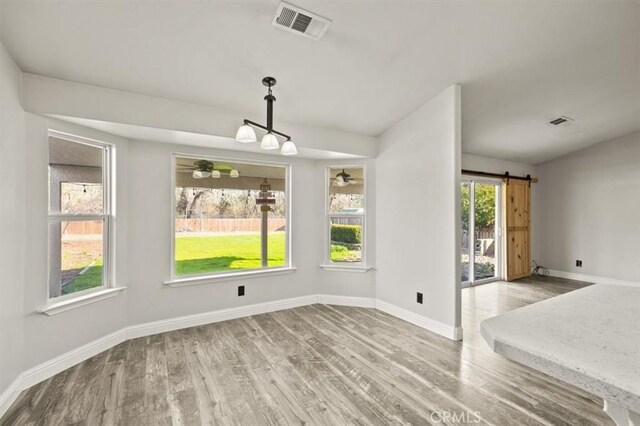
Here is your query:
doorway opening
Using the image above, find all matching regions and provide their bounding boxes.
[461,178,502,287]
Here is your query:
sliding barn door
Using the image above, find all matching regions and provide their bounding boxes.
[504,179,531,280]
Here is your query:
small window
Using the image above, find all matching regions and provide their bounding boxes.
[48,135,112,298]
[173,156,289,277]
[328,167,365,264]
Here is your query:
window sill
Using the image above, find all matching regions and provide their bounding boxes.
[38,286,127,316]
[164,266,297,288]
[320,264,373,273]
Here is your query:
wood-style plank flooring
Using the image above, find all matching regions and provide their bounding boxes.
[2,276,613,425]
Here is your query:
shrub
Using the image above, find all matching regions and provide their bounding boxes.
[331,224,362,244]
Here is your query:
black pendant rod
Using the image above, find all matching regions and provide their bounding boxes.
[462,169,535,183]
[266,94,274,131]
[242,76,292,141]
[243,119,291,141]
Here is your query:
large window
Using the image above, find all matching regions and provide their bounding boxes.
[173,156,289,277]
[328,167,365,264]
[48,135,112,299]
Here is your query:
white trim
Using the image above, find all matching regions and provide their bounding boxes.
[460,178,503,286]
[170,153,293,282]
[319,264,373,273]
[164,266,297,287]
[548,270,639,287]
[325,165,367,267]
[38,286,126,316]
[1,293,462,418]
[316,295,376,308]
[46,130,116,302]
[0,377,22,420]
[21,329,127,390]
[375,299,463,341]
[127,295,316,339]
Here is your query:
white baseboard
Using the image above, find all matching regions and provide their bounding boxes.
[0,376,22,421]
[316,294,376,308]
[548,270,639,287]
[127,295,317,340]
[375,300,463,341]
[21,329,127,390]
[0,293,460,418]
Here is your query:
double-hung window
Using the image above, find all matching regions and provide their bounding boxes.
[327,167,365,264]
[48,134,113,299]
[172,155,289,278]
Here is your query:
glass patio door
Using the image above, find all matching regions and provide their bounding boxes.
[461,179,501,287]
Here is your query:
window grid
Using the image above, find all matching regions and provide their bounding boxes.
[327,166,366,266]
[47,135,113,300]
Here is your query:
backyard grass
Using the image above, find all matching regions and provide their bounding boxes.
[62,233,361,291]
[61,238,103,295]
[62,259,103,295]
[330,244,362,262]
[175,233,286,275]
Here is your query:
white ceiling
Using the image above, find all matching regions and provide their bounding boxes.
[2,1,639,164]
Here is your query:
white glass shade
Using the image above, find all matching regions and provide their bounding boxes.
[333,176,348,187]
[193,170,211,179]
[260,133,279,150]
[280,140,298,156]
[210,170,221,178]
[230,169,240,178]
[235,124,257,143]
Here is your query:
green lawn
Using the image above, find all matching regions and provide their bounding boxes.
[62,259,103,295]
[330,244,362,262]
[62,233,359,291]
[176,233,285,275]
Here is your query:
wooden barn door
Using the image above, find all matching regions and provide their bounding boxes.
[504,179,531,280]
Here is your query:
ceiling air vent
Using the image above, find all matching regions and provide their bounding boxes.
[549,116,574,126]
[273,2,331,41]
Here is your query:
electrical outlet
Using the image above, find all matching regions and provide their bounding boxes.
[417,292,423,304]
[238,285,245,296]
[576,260,582,268]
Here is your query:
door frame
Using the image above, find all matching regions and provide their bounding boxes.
[461,176,503,288]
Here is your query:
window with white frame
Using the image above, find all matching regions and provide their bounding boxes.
[328,167,365,263]
[48,135,112,298]
[173,156,289,277]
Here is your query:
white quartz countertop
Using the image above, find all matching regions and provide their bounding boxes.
[481,284,640,412]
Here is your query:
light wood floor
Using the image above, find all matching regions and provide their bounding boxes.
[2,277,613,425]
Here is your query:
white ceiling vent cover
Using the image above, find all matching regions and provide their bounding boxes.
[273,2,331,41]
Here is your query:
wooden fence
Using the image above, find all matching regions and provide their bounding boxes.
[175,218,286,233]
[61,218,286,235]
[62,221,102,235]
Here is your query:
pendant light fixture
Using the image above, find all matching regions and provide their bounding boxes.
[235,77,297,156]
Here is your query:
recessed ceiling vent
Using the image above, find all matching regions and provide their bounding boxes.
[273,2,331,41]
[549,116,574,126]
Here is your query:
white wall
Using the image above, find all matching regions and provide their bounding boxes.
[126,140,322,325]
[22,115,130,370]
[2,62,463,409]
[0,42,25,401]
[376,85,462,332]
[3,74,370,402]
[533,131,640,283]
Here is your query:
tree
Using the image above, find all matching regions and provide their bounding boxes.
[461,184,496,231]
[187,189,210,218]
[176,188,189,217]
